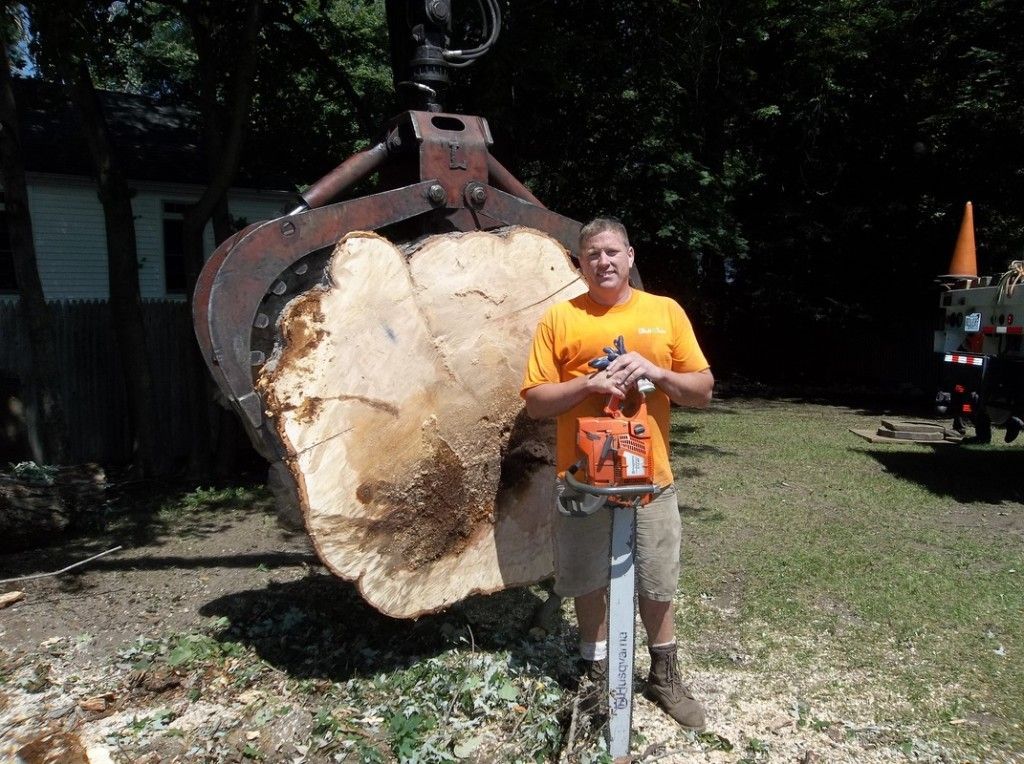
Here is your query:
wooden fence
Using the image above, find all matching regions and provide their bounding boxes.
[0,299,197,465]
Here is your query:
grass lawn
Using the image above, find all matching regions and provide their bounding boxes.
[674,397,1024,759]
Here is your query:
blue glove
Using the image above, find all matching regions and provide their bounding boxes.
[588,335,628,370]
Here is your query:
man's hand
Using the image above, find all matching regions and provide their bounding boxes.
[606,352,714,408]
[604,351,660,393]
[591,367,629,400]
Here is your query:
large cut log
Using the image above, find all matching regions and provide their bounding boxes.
[256,227,585,617]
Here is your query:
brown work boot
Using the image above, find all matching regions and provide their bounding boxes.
[577,658,608,716]
[644,643,706,730]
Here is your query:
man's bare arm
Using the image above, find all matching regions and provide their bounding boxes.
[649,367,714,408]
[523,372,628,420]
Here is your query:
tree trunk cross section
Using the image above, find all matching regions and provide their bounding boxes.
[257,227,586,617]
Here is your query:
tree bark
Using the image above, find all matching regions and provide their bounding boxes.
[31,0,163,476]
[66,61,161,475]
[256,227,585,617]
[178,0,262,479]
[0,43,68,464]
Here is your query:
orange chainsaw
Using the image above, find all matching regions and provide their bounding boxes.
[558,336,658,516]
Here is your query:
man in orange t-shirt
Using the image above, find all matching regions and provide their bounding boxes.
[520,217,713,730]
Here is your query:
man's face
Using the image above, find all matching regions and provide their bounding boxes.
[579,229,635,303]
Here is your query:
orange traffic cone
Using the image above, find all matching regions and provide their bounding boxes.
[946,201,977,278]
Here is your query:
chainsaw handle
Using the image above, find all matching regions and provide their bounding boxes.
[557,469,658,517]
[564,470,657,498]
[604,389,649,419]
[556,486,606,517]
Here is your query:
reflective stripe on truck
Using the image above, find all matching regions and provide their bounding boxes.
[944,354,984,366]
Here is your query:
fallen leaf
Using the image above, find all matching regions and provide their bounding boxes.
[86,745,116,764]
[497,682,518,701]
[238,690,263,705]
[453,735,483,758]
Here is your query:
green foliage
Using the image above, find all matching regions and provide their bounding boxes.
[7,461,56,485]
[152,485,271,523]
[117,619,247,671]
[335,650,566,762]
[126,708,177,735]
[178,485,265,511]
[20,0,393,194]
[696,730,734,752]
[387,711,433,760]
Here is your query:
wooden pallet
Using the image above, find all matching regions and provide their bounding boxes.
[849,419,962,444]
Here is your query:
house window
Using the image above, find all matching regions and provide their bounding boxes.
[162,201,191,295]
[0,194,16,293]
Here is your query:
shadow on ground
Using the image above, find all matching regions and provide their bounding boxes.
[670,440,737,462]
[198,576,576,685]
[714,387,934,417]
[0,513,287,585]
[861,446,1024,504]
[0,481,278,580]
[678,503,727,523]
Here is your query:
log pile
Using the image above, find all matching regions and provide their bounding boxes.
[257,227,585,617]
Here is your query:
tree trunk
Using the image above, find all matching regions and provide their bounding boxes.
[0,44,68,464]
[63,59,161,476]
[256,227,585,617]
[179,0,262,479]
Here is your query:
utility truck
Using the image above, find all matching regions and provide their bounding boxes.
[934,202,1024,443]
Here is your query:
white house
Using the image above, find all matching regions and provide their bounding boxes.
[0,78,295,300]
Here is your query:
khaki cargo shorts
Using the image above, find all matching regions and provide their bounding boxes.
[552,483,681,601]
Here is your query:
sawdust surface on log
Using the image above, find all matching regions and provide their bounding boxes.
[257,227,585,618]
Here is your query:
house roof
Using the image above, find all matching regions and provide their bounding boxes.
[13,77,293,193]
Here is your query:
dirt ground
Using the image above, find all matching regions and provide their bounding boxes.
[0,497,315,661]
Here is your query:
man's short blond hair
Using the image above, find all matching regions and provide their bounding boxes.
[578,216,630,252]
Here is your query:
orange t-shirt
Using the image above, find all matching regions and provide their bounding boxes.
[520,289,709,487]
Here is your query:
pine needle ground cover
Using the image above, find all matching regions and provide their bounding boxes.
[674,398,1024,760]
